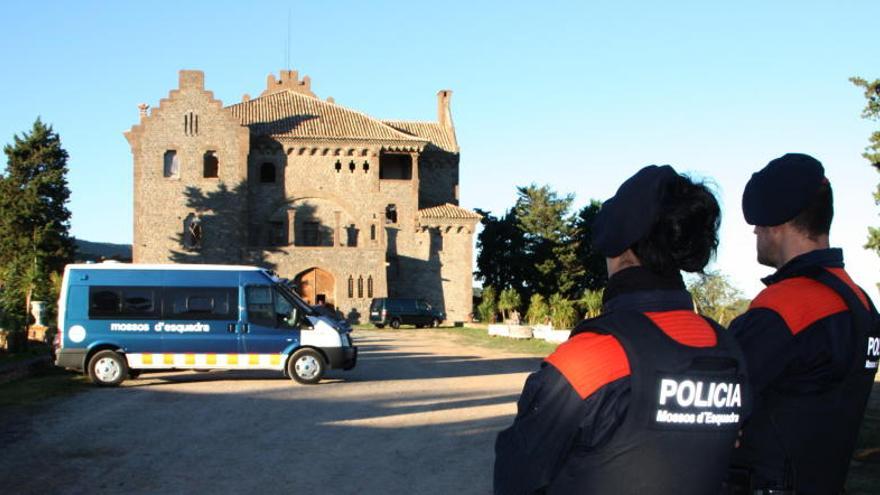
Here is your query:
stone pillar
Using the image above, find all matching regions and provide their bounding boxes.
[287,209,296,245]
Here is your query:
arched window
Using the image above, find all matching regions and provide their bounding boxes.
[203,151,218,178]
[357,276,364,298]
[367,276,373,298]
[163,150,179,178]
[347,276,354,298]
[183,214,202,251]
[370,224,376,241]
[385,204,397,224]
[260,162,276,183]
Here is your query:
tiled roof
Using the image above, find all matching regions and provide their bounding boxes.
[418,203,482,220]
[226,91,426,144]
[383,120,458,153]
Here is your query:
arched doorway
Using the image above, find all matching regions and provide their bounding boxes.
[295,267,335,309]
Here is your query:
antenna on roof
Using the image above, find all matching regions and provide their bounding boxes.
[285,7,291,70]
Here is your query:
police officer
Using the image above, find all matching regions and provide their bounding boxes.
[728,153,880,494]
[494,165,750,495]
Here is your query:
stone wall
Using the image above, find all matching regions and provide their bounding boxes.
[126,71,250,264]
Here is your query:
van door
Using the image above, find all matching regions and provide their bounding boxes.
[242,285,300,354]
[160,287,240,355]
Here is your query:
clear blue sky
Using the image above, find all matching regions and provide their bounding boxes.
[1,0,878,298]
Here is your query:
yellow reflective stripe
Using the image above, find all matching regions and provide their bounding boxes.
[126,353,286,369]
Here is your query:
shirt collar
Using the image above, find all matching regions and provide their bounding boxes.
[602,266,694,313]
[761,247,844,286]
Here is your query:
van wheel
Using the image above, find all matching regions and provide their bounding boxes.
[88,350,128,387]
[390,318,401,329]
[288,349,325,385]
[374,324,385,329]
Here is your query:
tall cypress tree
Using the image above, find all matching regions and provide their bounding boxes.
[850,76,880,265]
[0,118,75,340]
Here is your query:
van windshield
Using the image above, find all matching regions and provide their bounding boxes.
[275,283,318,317]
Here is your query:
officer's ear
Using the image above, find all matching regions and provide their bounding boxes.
[607,249,641,277]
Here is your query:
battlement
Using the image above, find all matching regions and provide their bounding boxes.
[262,69,317,98]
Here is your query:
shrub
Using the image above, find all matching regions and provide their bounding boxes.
[498,288,522,322]
[549,293,578,329]
[477,286,498,323]
[577,289,604,319]
[525,293,550,325]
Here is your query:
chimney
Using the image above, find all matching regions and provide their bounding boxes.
[437,90,453,129]
[137,103,150,119]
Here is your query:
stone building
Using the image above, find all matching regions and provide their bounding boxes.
[124,69,480,323]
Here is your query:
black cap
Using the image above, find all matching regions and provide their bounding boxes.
[592,165,679,257]
[742,153,826,226]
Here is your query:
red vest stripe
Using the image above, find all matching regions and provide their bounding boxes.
[825,267,869,310]
[546,333,630,400]
[749,277,848,335]
[643,310,717,347]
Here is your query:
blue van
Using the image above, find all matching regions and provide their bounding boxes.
[54,262,357,386]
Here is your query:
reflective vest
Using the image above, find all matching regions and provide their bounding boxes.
[549,309,750,495]
[732,268,880,493]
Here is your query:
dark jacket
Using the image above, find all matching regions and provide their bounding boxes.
[494,268,749,495]
[730,248,880,494]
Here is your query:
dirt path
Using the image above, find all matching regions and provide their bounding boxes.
[0,329,542,494]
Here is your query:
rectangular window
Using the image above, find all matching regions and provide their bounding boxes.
[246,286,275,326]
[303,221,320,246]
[89,286,159,319]
[269,221,286,246]
[163,288,237,320]
[379,153,412,180]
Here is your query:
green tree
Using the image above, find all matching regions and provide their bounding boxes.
[0,119,75,345]
[475,209,529,294]
[498,287,522,322]
[525,293,550,325]
[686,270,747,326]
[850,76,880,262]
[514,184,583,298]
[477,285,498,323]
[573,200,608,291]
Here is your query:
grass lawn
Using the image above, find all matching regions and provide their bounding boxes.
[0,343,52,367]
[429,325,559,357]
[0,367,89,408]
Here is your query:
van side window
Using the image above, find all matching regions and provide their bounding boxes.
[90,288,121,316]
[89,286,159,318]
[246,286,275,326]
[164,288,237,320]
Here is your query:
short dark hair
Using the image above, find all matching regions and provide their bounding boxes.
[789,181,833,239]
[631,175,720,275]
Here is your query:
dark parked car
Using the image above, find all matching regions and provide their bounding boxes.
[369,298,444,329]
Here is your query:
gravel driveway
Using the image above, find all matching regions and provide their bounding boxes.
[0,329,543,494]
